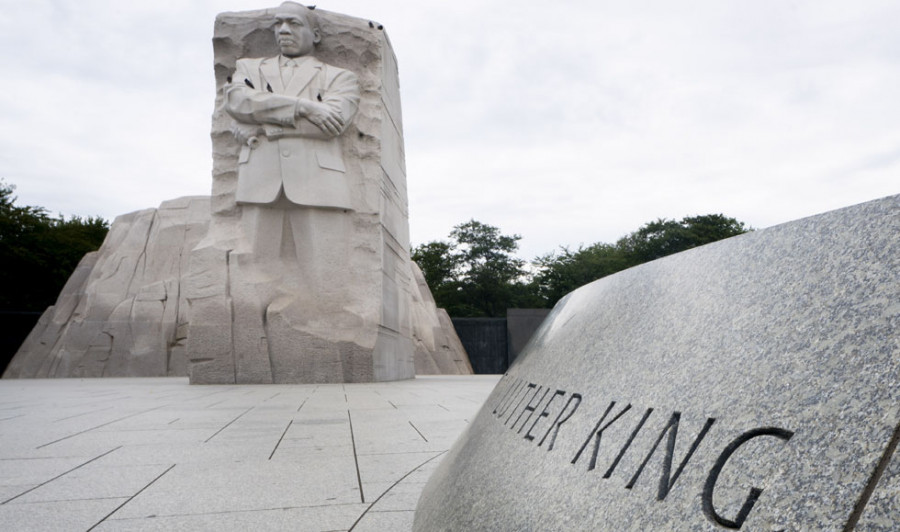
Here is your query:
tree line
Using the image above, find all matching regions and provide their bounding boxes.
[0,181,109,312]
[413,215,750,317]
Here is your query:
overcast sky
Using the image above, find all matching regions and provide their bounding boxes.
[1,0,898,260]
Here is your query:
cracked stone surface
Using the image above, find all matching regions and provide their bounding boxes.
[5,197,209,378]
[183,5,443,383]
[409,262,474,376]
[4,197,468,379]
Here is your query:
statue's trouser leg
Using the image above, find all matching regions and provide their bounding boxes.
[288,207,351,306]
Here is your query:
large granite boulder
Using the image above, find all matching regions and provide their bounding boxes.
[414,195,899,530]
[4,197,209,378]
[4,196,470,379]
[410,262,474,375]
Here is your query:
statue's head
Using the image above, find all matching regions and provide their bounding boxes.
[273,2,320,57]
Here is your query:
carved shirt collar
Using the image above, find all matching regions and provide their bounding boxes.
[279,55,313,69]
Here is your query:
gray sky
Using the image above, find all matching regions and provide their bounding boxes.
[1,0,898,260]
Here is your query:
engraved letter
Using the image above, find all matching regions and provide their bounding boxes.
[510,384,542,429]
[492,377,521,416]
[515,386,550,434]
[603,407,654,478]
[524,389,566,441]
[505,383,537,426]
[571,401,632,471]
[701,427,794,529]
[626,412,716,500]
[495,379,527,418]
[538,393,582,451]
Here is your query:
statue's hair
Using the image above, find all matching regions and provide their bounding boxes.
[277,2,319,30]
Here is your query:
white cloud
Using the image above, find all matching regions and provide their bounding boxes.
[1,0,897,261]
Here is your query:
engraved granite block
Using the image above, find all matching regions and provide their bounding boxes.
[415,194,900,531]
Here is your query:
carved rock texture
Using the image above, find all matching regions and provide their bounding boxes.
[410,262,474,375]
[185,6,450,383]
[5,6,473,382]
[4,197,209,378]
[4,197,470,379]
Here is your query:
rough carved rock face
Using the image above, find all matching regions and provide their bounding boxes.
[4,5,473,382]
[5,197,209,378]
[4,196,471,379]
[187,6,416,384]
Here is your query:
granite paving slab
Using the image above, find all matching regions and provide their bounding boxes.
[0,376,498,531]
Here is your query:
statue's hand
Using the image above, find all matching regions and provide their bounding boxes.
[297,101,345,136]
[231,123,263,145]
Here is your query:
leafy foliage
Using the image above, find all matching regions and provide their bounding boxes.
[616,214,749,267]
[0,181,109,311]
[412,220,539,317]
[416,214,751,315]
[535,214,750,306]
[531,243,629,306]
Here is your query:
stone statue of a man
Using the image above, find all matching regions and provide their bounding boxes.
[224,1,360,263]
[2,2,467,384]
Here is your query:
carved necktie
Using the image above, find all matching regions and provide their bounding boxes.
[281,59,296,86]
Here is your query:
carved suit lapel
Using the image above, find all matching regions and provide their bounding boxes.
[284,57,322,97]
[259,57,284,94]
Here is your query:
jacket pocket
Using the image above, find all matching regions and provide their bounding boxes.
[316,150,346,173]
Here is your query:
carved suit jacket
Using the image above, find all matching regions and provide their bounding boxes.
[224,55,360,209]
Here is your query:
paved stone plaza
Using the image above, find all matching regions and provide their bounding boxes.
[0,375,499,531]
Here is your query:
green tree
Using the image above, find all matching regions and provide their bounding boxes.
[0,181,109,311]
[616,214,749,266]
[531,214,750,307]
[413,220,537,317]
[532,243,628,305]
[414,214,750,315]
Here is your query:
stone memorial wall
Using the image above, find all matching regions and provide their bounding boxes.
[415,195,899,530]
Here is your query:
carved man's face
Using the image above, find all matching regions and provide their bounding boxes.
[274,4,320,57]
